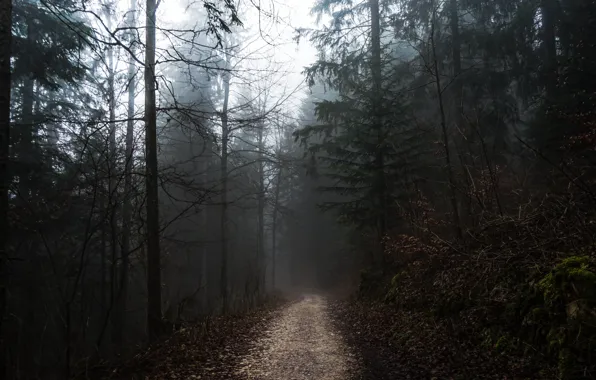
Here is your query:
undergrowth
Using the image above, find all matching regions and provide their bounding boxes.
[360,195,596,379]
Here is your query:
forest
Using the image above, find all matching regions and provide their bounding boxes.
[0,0,595,379]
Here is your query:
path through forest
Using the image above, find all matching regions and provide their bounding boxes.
[235,294,357,380]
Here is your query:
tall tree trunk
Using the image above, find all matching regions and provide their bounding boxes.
[18,12,38,201]
[369,0,386,263]
[145,0,162,342]
[100,189,107,314]
[449,0,463,129]
[271,166,282,291]
[542,0,558,101]
[19,81,33,200]
[257,121,265,296]
[200,154,208,313]
[114,0,136,347]
[431,7,463,240]
[19,17,36,375]
[220,69,230,314]
[0,0,12,376]
[449,0,473,226]
[106,10,121,345]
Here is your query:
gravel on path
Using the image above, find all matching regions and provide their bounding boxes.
[236,294,358,380]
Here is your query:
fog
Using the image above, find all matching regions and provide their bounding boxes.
[2,0,595,377]
[2,0,356,376]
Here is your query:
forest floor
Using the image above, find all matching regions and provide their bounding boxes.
[236,294,358,380]
[105,294,360,380]
[101,294,529,379]
[330,300,539,380]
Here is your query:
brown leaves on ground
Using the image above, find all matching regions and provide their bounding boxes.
[93,307,278,380]
[330,299,551,380]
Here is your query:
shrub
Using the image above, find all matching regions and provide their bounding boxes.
[523,256,596,379]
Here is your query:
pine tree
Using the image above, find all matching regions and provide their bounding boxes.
[297,0,429,262]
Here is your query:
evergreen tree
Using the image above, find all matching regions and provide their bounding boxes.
[297,0,431,261]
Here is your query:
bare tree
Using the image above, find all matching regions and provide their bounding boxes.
[256,120,265,296]
[270,115,288,291]
[145,0,162,341]
[430,4,463,239]
[114,0,137,347]
[220,64,231,313]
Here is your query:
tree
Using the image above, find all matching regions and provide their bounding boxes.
[256,116,265,295]
[219,55,231,313]
[0,0,12,360]
[297,0,424,264]
[113,0,137,347]
[430,2,462,239]
[145,0,162,341]
[0,0,291,374]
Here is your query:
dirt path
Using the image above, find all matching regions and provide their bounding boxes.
[236,294,357,380]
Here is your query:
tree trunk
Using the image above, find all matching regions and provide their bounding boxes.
[369,0,386,263]
[220,69,230,314]
[449,0,463,128]
[542,0,558,101]
[18,12,39,201]
[449,0,474,226]
[431,8,463,240]
[100,189,107,316]
[19,80,33,200]
[145,0,162,342]
[18,17,37,375]
[106,11,121,345]
[0,0,12,376]
[257,121,265,296]
[201,154,209,313]
[114,0,136,347]
[271,166,282,291]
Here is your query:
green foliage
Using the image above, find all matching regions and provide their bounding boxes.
[536,256,596,307]
[295,80,432,232]
[314,0,596,376]
[518,256,596,379]
[296,0,438,242]
[493,334,521,355]
[469,256,596,378]
[368,226,596,378]
[12,1,91,87]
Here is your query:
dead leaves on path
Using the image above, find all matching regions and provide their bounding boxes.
[105,311,276,380]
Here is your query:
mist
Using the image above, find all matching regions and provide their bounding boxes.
[1,0,595,378]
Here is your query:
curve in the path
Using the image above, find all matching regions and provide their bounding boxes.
[236,294,357,380]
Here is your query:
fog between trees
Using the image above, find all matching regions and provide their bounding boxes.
[1,0,596,378]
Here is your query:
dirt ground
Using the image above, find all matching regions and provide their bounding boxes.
[235,294,358,380]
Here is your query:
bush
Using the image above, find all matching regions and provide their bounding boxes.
[522,256,596,379]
